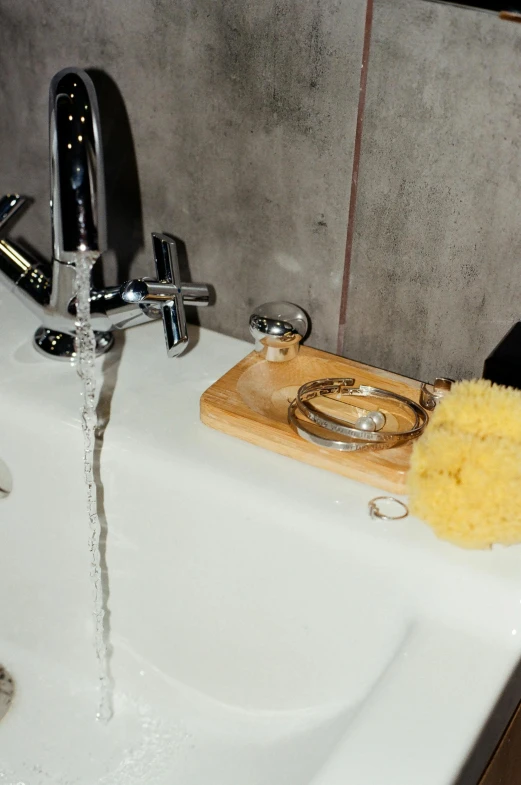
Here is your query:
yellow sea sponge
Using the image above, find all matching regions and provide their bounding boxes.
[408,379,521,549]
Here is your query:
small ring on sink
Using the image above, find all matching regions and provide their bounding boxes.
[368,496,408,521]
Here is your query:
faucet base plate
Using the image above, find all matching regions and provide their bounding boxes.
[33,327,114,361]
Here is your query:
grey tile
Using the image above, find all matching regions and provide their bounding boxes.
[0,0,366,352]
[343,0,521,380]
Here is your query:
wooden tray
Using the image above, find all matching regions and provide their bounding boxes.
[200,345,423,494]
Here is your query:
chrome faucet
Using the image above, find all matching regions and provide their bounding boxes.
[0,67,210,360]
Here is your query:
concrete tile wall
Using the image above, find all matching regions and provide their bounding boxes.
[1,0,520,380]
[343,0,521,381]
[0,0,366,352]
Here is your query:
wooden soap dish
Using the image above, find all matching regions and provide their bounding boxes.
[200,345,423,494]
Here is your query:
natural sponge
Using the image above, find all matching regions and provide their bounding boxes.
[408,379,521,549]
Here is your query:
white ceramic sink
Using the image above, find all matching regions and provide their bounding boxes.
[1,287,521,785]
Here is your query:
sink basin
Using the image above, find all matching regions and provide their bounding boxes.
[1,287,521,784]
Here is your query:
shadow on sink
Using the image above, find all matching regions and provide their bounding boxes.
[0,665,14,721]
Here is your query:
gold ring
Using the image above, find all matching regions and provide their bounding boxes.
[368,496,409,520]
[419,377,454,411]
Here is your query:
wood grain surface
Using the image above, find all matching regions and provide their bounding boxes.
[200,345,424,493]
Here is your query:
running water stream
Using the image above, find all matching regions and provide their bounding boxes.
[74,251,112,722]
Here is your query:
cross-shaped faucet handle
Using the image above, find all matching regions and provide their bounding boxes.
[121,233,210,358]
[151,232,188,357]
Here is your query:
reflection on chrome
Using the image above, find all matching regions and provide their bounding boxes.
[0,67,212,360]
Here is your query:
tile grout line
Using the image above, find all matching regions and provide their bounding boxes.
[336,0,374,356]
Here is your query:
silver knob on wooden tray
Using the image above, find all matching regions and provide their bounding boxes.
[249,301,309,363]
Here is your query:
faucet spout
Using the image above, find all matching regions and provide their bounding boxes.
[0,67,212,361]
[49,68,106,262]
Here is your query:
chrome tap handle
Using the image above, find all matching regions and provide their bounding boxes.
[121,233,210,358]
[0,195,27,236]
[149,232,187,357]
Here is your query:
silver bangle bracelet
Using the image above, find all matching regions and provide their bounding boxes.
[287,400,404,452]
[296,379,428,443]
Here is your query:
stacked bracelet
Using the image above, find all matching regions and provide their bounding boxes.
[288,378,428,452]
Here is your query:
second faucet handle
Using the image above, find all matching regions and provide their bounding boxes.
[121,232,209,358]
[0,194,27,236]
[151,232,187,358]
